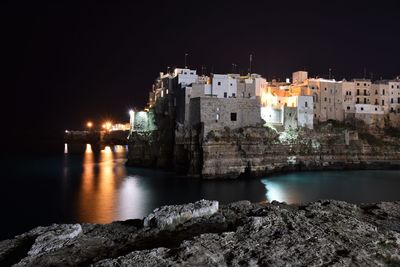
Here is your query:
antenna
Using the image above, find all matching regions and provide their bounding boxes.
[184,53,189,68]
[232,63,237,73]
[201,65,206,76]
[249,54,253,74]
[329,68,332,80]
[363,67,367,79]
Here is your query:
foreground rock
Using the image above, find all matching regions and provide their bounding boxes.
[1,199,400,266]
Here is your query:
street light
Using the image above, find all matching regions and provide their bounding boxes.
[87,121,93,128]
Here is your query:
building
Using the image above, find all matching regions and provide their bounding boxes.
[130,67,400,136]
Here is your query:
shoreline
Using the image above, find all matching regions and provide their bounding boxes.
[1,199,399,266]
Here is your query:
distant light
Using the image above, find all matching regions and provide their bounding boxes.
[65,130,69,133]
[129,109,134,116]
[103,121,112,131]
[87,121,93,128]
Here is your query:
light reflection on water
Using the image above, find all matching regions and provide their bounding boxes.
[70,144,266,223]
[2,146,400,240]
[262,170,400,204]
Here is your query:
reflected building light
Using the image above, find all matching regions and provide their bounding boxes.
[117,176,145,220]
[64,143,68,154]
[114,145,125,153]
[101,146,112,153]
[262,180,286,203]
[85,144,93,154]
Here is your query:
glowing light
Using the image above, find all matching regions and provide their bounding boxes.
[87,121,93,128]
[85,144,93,154]
[129,109,134,116]
[64,143,68,154]
[101,146,112,153]
[102,121,112,131]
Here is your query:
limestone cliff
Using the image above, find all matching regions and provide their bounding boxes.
[127,121,400,178]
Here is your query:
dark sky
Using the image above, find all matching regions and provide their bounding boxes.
[4,0,400,147]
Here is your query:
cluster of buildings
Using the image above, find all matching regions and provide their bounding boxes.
[130,67,400,134]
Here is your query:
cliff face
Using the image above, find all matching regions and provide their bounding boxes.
[199,126,400,178]
[127,121,400,178]
[2,200,400,266]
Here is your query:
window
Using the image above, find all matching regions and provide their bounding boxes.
[305,101,308,107]
[398,98,400,103]
[347,106,350,110]
[375,108,378,111]
[357,89,360,95]
[391,98,394,103]
[364,89,366,95]
[357,83,360,86]
[232,93,236,97]
[216,114,220,121]
[364,83,367,86]
[364,98,367,104]
[218,82,221,86]
[184,72,187,74]
[361,107,364,111]
[324,97,327,102]
[356,98,360,103]
[375,90,378,95]
[230,113,237,121]
[224,92,227,98]
[349,91,352,96]
[375,99,378,105]
[382,100,385,105]
[383,89,385,95]
[325,88,327,91]
[230,83,233,86]
[248,93,251,97]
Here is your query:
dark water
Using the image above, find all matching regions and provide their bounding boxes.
[0,144,399,240]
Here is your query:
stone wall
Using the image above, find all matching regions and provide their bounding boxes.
[189,97,262,135]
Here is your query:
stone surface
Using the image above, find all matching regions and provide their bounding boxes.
[143,199,219,230]
[1,200,400,266]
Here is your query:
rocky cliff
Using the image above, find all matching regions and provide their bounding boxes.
[1,200,399,266]
[127,121,400,178]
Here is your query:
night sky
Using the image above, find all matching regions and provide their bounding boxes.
[5,1,400,151]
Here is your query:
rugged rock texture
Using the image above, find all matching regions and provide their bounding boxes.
[1,199,400,266]
[128,122,400,179]
[198,125,400,178]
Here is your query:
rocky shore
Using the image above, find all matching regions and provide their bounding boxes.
[1,199,400,266]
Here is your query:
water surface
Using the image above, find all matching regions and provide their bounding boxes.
[1,144,399,240]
